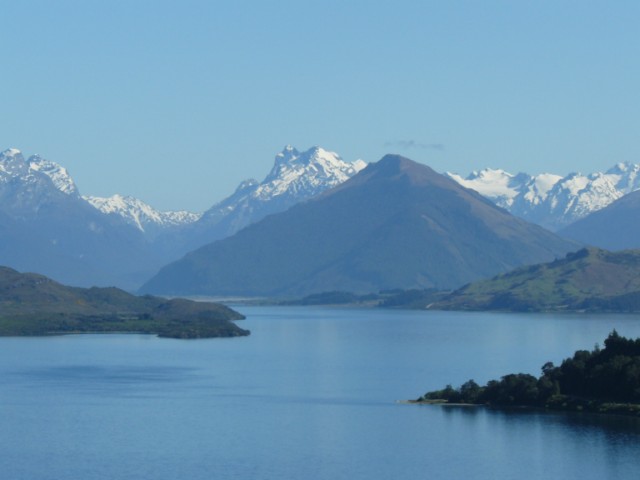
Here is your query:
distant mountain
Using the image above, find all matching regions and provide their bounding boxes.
[559,190,640,251]
[26,152,80,196]
[431,248,640,312]
[0,148,81,206]
[0,148,162,289]
[84,194,200,237]
[141,155,577,298]
[6,147,200,235]
[179,145,367,250]
[0,145,365,288]
[85,145,364,245]
[447,162,640,230]
[0,266,248,338]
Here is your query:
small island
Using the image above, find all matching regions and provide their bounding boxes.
[0,267,249,339]
[413,331,640,417]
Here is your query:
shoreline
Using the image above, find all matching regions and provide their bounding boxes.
[402,397,640,418]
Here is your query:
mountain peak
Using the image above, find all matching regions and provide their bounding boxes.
[0,148,29,176]
[362,154,441,185]
[271,145,344,170]
[376,153,421,169]
[467,168,514,181]
[274,145,300,166]
[195,145,367,242]
[2,148,22,157]
[0,148,81,198]
[265,145,365,183]
[607,162,637,175]
[28,154,79,196]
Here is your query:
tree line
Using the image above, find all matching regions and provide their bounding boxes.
[418,331,640,413]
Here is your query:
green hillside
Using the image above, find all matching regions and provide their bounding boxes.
[431,248,640,312]
[0,266,248,338]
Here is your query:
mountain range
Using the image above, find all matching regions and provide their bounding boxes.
[3,143,638,294]
[447,162,640,231]
[0,146,366,288]
[84,194,200,237]
[141,155,578,298]
[0,148,160,289]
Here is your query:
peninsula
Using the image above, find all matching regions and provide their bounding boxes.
[413,331,640,417]
[0,266,248,339]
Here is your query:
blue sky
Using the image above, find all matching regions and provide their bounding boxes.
[2,1,639,211]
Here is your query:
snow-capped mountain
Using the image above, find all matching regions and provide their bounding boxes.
[190,145,367,246]
[85,194,200,234]
[0,148,80,212]
[0,145,366,288]
[261,145,367,199]
[0,148,164,289]
[447,163,640,230]
[28,153,80,196]
[0,148,199,234]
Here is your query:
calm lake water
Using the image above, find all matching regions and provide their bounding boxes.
[2,306,640,480]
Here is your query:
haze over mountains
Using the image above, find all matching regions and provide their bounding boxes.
[2,144,638,294]
[0,148,160,289]
[0,146,366,289]
[141,155,577,298]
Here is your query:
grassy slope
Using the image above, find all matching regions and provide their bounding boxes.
[431,248,640,312]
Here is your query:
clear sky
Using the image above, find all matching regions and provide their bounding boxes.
[2,1,639,212]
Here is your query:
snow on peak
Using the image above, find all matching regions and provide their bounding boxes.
[0,148,80,198]
[605,162,640,193]
[447,168,520,204]
[274,145,300,166]
[607,162,634,174]
[84,194,201,232]
[0,148,29,176]
[352,158,367,172]
[448,163,640,230]
[28,154,79,196]
[2,148,22,157]
[262,145,367,198]
[199,145,367,236]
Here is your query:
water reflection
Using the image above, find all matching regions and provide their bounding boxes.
[437,403,640,436]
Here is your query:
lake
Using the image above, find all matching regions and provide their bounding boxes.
[2,306,640,479]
